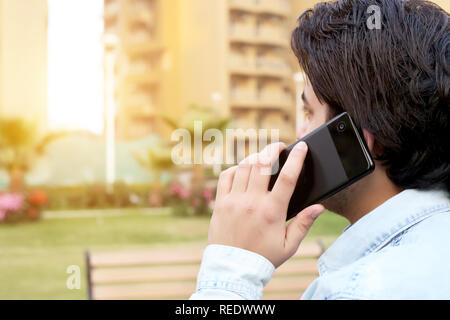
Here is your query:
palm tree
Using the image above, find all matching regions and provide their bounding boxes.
[161,104,230,190]
[133,139,175,207]
[0,117,66,192]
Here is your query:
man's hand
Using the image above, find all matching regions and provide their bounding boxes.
[208,142,325,268]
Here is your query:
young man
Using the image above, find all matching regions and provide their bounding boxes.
[190,0,449,299]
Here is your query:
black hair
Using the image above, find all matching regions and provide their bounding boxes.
[291,0,449,193]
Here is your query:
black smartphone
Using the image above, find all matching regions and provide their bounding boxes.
[268,112,375,220]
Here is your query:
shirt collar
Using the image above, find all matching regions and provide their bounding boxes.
[318,189,450,275]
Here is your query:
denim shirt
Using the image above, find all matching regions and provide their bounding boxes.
[190,189,450,300]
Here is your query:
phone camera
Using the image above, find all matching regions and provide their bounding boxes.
[337,122,346,132]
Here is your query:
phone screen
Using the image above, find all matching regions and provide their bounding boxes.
[269,112,374,220]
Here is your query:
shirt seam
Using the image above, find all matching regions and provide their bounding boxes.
[364,204,450,256]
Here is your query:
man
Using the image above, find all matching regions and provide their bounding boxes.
[190,0,449,299]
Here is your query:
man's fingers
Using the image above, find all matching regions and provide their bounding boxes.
[216,166,237,199]
[230,156,254,193]
[272,142,308,204]
[247,143,286,193]
[284,204,325,255]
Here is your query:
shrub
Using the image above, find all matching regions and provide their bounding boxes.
[0,190,48,224]
[166,182,214,217]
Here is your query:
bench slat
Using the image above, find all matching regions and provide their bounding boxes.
[88,241,324,299]
[93,276,317,300]
[90,249,202,268]
[92,265,201,284]
[91,258,318,285]
[93,282,196,300]
[264,276,317,294]
[89,242,323,268]
[274,259,318,276]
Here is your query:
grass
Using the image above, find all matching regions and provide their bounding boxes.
[0,208,348,299]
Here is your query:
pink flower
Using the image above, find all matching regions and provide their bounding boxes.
[179,188,190,199]
[0,210,5,221]
[169,183,182,195]
[170,182,190,199]
[0,193,24,212]
[202,189,213,204]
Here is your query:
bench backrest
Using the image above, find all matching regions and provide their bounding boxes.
[86,241,324,300]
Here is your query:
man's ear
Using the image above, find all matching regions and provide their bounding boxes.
[362,129,375,153]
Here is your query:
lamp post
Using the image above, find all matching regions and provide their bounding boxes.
[103,34,119,194]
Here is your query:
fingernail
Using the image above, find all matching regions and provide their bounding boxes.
[310,207,324,219]
[295,141,308,152]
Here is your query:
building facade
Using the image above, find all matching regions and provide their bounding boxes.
[0,0,48,134]
[104,0,315,144]
[104,0,448,142]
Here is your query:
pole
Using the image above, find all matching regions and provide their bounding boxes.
[103,35,118,194]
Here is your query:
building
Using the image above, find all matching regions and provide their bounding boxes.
[104,0,449,143]
[104,0,312,144]
[0,0,48,134]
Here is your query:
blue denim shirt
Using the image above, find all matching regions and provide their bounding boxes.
[190,189,450,300]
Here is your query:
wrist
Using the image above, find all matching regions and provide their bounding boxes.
[196,244,275,299]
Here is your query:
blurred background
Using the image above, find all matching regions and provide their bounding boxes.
[0,0,448,299]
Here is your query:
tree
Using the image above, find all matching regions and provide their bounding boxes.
[133,139,175,207]
[161,104,230,190]
[0,117,66,192]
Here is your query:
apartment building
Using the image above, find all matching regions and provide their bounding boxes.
[0,0,48,134]
[104,0,312,143]
[104,0,161,139]
[106,0,450,144]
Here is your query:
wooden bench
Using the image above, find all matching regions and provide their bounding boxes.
[85,241,325,300]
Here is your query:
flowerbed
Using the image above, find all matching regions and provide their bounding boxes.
[0,190,48,224]
[167,182,214,216]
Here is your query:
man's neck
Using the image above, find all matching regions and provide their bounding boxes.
[344,176,404,225]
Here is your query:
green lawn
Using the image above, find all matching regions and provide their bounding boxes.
[0,208,348,299]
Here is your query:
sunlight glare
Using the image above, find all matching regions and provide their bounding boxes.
[48,0,104,134]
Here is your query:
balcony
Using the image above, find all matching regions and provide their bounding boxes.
[260,114,295,141]
[127,104,156,119]
[257,0,290,17]
[229,33,289,48]
[229,0,290,18]
[229,57,291,79]
[229,20,256,40]
[230,90,293,110]
[229,0,256,13]
[229,67,291,79]
[124,42,163,56]
[230,89,258,105]
[257,25,286,39]
[104,1,119,20]
[104,22,118,37]
[126,26,156,45]
[230,99,292,111]
[231,110,259,131]
[125,59,154,74]
[258,90,293,107]
[127,9,155,26]
[123,72,160,86]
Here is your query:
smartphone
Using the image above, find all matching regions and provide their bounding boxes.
[268,112,375,221]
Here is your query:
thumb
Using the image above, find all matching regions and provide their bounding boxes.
[284,204,325,256]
